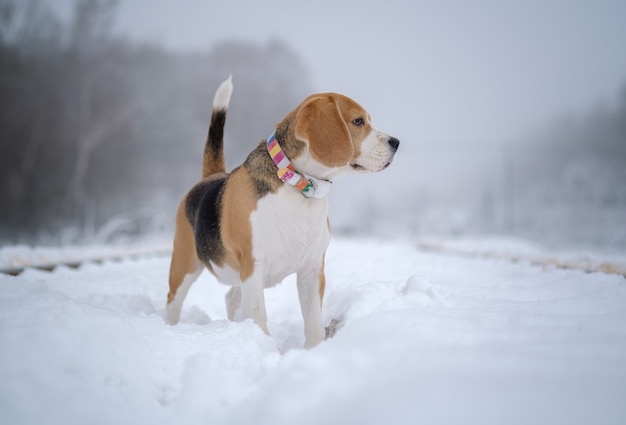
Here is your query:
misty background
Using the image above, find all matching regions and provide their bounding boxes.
[1,0,625,253]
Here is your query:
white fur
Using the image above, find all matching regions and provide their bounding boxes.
[292,152,346,181]
[224,286,241,320]
[212,185,330,346]
[211,260,242,286]
[249,185,329,288]
[166,265,203,324]
[212,76,233,110]
[351,125,397,172]
[250,185,329,346]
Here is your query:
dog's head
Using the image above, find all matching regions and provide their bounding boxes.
[283,93,399,180]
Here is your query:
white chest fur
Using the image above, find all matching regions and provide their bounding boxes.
[250,185,330,287]
[210,185,330,287]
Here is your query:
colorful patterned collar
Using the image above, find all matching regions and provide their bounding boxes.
[266,132,332,198]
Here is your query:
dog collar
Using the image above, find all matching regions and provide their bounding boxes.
[266,132,332,199]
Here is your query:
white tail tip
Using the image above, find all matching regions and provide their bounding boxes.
[213,75,233,110]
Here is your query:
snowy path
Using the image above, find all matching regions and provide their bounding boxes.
[1,238,625,425]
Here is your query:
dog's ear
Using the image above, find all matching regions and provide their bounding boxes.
[294,95,354,167]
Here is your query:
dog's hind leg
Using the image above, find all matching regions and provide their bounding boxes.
[166,203,204,325]
[225,286,241,320]
[239,272,269,334]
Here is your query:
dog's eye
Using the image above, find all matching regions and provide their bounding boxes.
[352,117,364,126]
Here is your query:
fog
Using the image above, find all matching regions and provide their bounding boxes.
[2,0,625,252]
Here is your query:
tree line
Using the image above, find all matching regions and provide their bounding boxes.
[0,0,312,244]
[492,83,626,249]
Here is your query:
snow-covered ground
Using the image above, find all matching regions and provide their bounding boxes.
[0,240,171,274]
[1,237,625,425]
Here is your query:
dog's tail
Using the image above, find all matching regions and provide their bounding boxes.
[202,76,233,179]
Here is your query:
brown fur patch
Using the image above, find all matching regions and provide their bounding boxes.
[318,258,326,306]
[168,197,202,304]
[291,93,374,167]
[203,110,227,178]
[171,134,286,296]
[274,107,306,160]
[294,94,354,167]
[219,169,256,281]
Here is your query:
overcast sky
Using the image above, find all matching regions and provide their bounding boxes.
[52,0,626,147]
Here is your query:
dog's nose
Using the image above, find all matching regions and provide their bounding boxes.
[388,137,400,151]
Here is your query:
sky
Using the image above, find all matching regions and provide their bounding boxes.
[52,0,626,148]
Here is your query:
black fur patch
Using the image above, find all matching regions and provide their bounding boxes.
[205,110,226,160]
[243,143,282,197]
[185,177,227,264]
[251,178,273,196]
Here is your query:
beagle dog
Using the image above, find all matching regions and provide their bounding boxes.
[166,77,399,348]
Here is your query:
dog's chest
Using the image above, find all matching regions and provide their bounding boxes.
[250,185,330,285]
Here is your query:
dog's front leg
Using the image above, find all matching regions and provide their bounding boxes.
[240,272,269,334]
[297,263,326,348]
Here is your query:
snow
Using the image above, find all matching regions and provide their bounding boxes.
[0,241,170,273]
[416,235,626,276]
[1,237,625,425]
